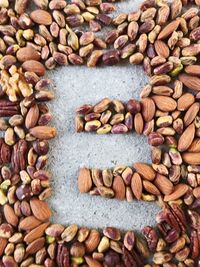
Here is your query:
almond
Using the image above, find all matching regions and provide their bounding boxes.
[3,204,18,227]
[30,10,52,25]
[193,187,200,198]
[151,95,177,112]
[177,93,195,111]
[158,20,179,40]
[143,180,160,196]
[141,97,156,122]
[0,238,7,256]
[30,126,57,139]
[154,40,170,58]
[22,60,46,76]
[178,123,195,152]
[184,102,199,126]
[26,237,45,254]
[25,104,39,129]
[85,256,103,267]
[188,138,200,152]
[164,184,189,202]
[24,222,50,244]
[131,172,142,200]
[154,174,174,195]
[185,65,200,76]
[30,198,52,222]
[16,47,40,62]
[179,74,200,91]
[85,230,100,253]
[133,163,155,181]
[112,176,125,200]
[134,113,144,134]
[182,152,200,165]
[19,216,42,231]
[78,168,92,193]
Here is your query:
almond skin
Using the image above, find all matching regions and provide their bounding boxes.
[0,238,7,256]
[24,222,50,244]
[158,20,179,40]
[184,102,199,126]
[154,40,170,58]
[112,175,125,200]
[188,138,200,152]
[85,230,100,253]
[151,96,177,112]
[30,198,52,222]
[22,60,46,76]
[78,168,92,193]
[154,174,174,195]
[85,256,103,267]
[178,123,195,152]
[164,184,189,202]
[177,93,195,111]
[30,10,52,25]
[19,216,42,231]
[182,152,200,165]
[25,104,39,129]
[179,74,200,91]
[26,237,45,254]
[131,172,142,200]
[4,204,18,227]
[133,163,156,181]
[141,97,156,122]
[185,65,200,76]
[16,47,40,62]
[30,126,57,139]
[143,180,160,196]
[193,187,200,198]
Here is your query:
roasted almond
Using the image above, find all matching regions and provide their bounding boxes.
[30,198,52,222]
[22,60,46,76]
[134,113,144,134]
[177,93,195,111]
[141,97,155,122]
[143,180,160,196]
[26,237,45,254]
[179,74,200,91]
[154,174,174,195]
[158,20,179,40]
[131,172,142,200]
[178,123,195,152]
[85,256,103,267]
[0,238,7,257]
[182,152,200,165]
[188,138,200,152]
[16,47,40,62]
[78,168,92,193]
[25,104,39,129]
[164,184,189,202]
[193,187,200,198]
[30,126,57,139]
[151,95,177,112]
[154,40,170,58]
[30,10,52,25]
[3,204,18,227]
[133,163,155,181]
[19,216,42,231]
[184,102,199,126]
[112,176,125,200]
[185,65,200,76]
[24,222,50,244]
[85,229,100,253]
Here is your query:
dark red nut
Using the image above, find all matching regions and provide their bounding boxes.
[148,132,164,146]
[127,99,141,114]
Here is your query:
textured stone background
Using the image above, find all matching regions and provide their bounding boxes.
[47,0,160,231]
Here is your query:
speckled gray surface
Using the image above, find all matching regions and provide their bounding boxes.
[47,0,160,231]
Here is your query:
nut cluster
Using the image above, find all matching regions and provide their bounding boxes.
[0,0,200,266]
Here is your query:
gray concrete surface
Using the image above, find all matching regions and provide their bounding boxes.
[47,0,160,231]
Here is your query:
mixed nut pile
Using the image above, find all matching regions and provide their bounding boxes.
[0,0,200,266]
